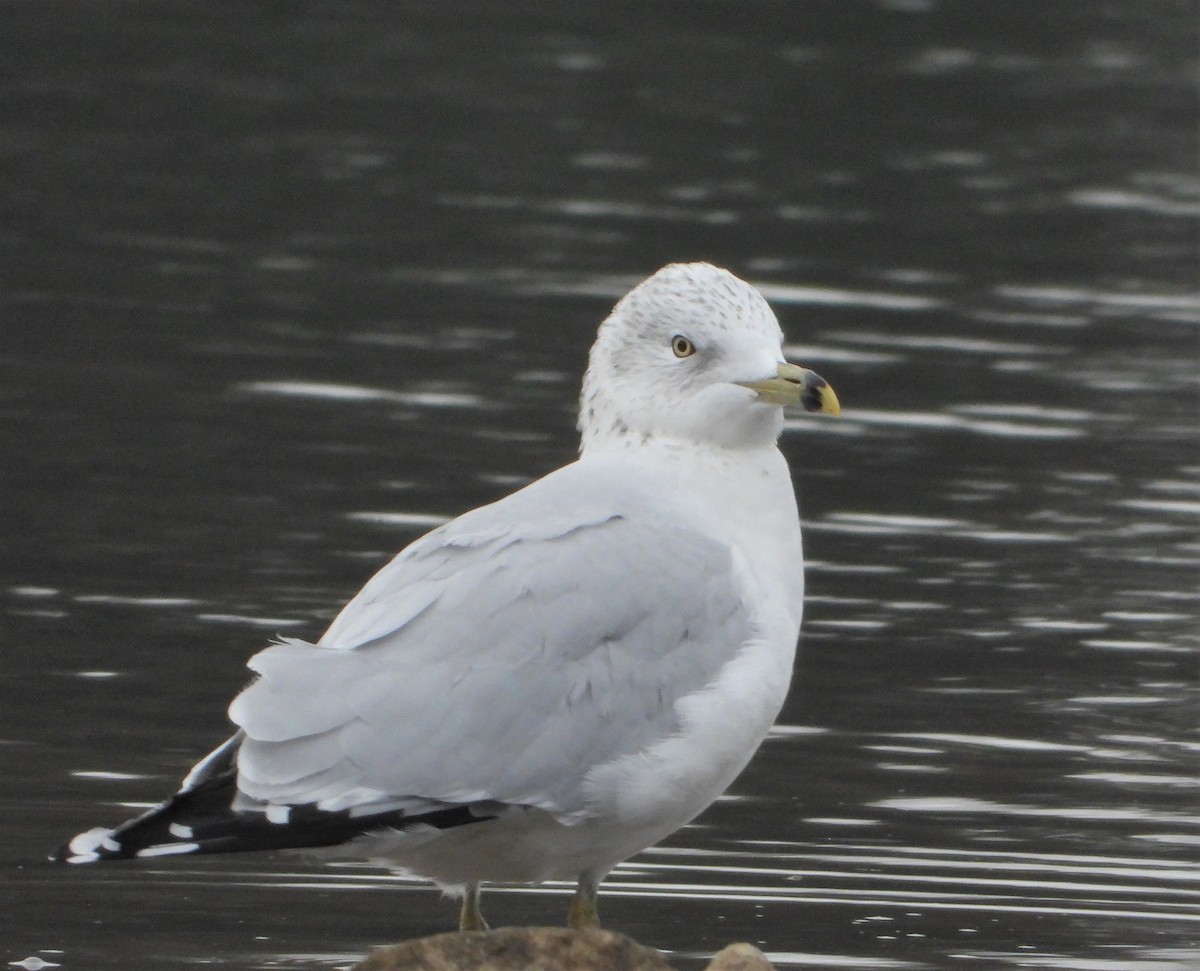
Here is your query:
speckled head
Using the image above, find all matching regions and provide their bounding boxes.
[578,263,793,453]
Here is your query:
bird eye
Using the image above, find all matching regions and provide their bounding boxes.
[671,335,695,358]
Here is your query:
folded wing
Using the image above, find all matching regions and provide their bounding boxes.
[230,493,754,823]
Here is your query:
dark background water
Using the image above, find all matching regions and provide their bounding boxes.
[2,2,1197,969]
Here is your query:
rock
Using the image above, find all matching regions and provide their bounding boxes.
[352,927,671,970]
[706,942,775,971]
[351,927,776,971]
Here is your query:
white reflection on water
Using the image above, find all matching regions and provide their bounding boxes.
[953,404,1093,422]
[69,770,149,781]
[805,562,907,575]
[1019,620,1109,631]
[196,612,308,628]
[969,308,1091,328]
[1069,186,1200,219]
[974,950,1200,971]
[238,381,483,409]
[819,513,970,532]
[1069,773,1200,788]
[994,285,1200,319]
[8,957,63,971]
[798,407,1087,440]
[258,954,361,970]
[888,733,1088,753]
[803,817,883,827]
[436,192,739,226]
[1082,640,1195,654]
[703,951,922,969]
[808,512,1073,544]
[754,282,941,312]
[1120,499,1200,516]
[72,594,202,607]
[345,511,452,529]
[872,796,1200,827]
[784,344,906,366]
[831,331,1058,356]
[1145,480,1200,496]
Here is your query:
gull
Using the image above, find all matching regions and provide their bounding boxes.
[54,262,840,931]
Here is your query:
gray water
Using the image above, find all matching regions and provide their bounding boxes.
[2,2,1198,969]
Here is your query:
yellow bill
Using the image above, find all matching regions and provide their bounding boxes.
[736,362,841,415]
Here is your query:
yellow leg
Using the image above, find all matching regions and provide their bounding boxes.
[459,883,489,931]
[567,873,601,930]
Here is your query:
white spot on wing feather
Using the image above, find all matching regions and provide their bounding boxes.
[135,842,200,858]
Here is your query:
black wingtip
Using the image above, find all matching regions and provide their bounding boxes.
[54,731,501,864]
[53,732,244,864]
[55,795,503,864]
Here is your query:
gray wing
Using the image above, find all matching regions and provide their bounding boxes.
[229,474,755,820]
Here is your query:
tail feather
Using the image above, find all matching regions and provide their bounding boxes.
[52,732,496,864]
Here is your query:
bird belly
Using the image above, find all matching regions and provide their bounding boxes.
[313,806,662,889]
